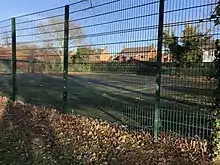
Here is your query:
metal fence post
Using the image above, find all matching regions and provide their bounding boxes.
[63,5,69,112]
[154,0,165,139]
[11,17,17,102]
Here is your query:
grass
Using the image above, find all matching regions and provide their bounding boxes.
[0,72,215,139]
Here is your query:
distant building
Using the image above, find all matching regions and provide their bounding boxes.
[90,47,111,62]
[202,50,215,62]
[0,45,63,72]
[200,39,215,62]
[71,47,111,63]
[118,45,157,62]
[0,46,11,59]
[113,45,172,63]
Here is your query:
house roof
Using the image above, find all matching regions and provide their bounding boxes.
[0,47,11,59]
[0,46,60,62]
[33,49,60,61]
[120,45,156,55]
[90,48,105,59]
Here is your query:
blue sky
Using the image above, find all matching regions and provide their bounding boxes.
[0,0,218,54]
[0,0,71,20]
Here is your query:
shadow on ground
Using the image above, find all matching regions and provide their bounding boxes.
[0,73,214,138]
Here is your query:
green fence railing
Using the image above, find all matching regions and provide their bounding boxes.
[0,2,219,158]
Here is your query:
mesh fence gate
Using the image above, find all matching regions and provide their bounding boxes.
[0,0,219,140]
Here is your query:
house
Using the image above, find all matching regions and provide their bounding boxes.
[31,49,60,62]
[113,45,171,63]
[0,45,62,73]
[71,47,111,63]
[118,45,157,62]
[0,46,12,73]
[0,47,11,59]
[201,40,215,62]
[90,47,111,63]
[202,51,215,62]
[0,46,31,72]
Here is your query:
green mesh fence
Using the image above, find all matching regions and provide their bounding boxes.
[0,0,219,140]
[0,19,12,98]
[12,6,65,109]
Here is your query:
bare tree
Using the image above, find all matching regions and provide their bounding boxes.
[211,0,220,25]
[0,30,11,47]
[37,17,84,70]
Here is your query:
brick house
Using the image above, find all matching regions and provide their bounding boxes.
[71,47,111,63]
[90,47,111,63]
[0,47,29,72]
[0,46,61,72]
[0,47,12,72]
[114,45,173,63]
[0,47,11,60]
[114,45,157,62]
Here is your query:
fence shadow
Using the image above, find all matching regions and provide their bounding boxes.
[0,73,213,138]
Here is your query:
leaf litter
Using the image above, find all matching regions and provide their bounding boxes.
[0,97,211,165]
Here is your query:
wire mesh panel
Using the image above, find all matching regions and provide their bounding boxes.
[0,19,12,98]
[14,7,65,109]
[66,0,160,133]
[160,0,219,139]
[0,0,218,140]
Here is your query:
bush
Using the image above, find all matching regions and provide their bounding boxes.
[67,62,215,77]
[69,63,92,72]
[162,62,215,77]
